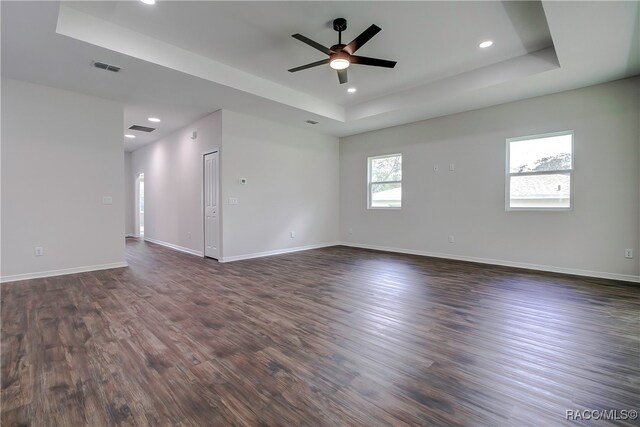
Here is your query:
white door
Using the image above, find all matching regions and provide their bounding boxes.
[204,152,219,259]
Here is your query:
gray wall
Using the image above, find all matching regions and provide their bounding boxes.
[1,78,126,281]
[340,77,640,281]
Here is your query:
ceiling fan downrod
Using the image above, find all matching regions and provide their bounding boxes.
[333,18,347,45]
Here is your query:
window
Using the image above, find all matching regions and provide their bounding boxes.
[506,131,573,210]
[368,153,402,209]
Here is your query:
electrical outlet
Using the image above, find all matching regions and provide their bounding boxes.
[187,232,192,240]
[624,249,633,259]
[35,247,44,256]
[348,227,353,235]
[449,163,455,171]
[290,231,295,238]
[433,164,439,172]
[229,197,239,205]
[448,235,455,243]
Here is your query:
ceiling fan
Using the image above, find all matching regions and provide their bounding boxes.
[288,18,397,84]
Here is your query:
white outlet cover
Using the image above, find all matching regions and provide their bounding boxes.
[102,196,113,205]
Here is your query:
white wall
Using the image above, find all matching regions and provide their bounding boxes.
[124,151,135,236]
[130,109,340,260]
[220,110,339,260]
[1,78,126,281]
[131,112,221,255]
[340,77,640,281]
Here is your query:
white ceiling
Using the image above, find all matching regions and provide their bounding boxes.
[2,1,639,152]
[66,1,553,105]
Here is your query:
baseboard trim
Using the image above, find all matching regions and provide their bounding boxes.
[220,242,341,263]
[144,237,204,257]
[1,261,129,284]
[341,242,640,283]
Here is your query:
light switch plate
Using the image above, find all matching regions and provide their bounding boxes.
[102,196,113,205]
[229,197,239,205]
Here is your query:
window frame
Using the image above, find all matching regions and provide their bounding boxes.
[505,130,574,212]
[367,153,402,210]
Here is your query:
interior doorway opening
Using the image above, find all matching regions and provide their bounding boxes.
[135,173,145,238]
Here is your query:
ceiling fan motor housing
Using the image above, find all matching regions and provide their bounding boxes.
[330,44,346,53]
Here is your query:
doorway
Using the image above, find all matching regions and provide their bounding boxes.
[135,173,145,238]
[204,152,219,259]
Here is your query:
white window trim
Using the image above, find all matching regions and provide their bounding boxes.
[368,153,402,210]
[505,130,574,212]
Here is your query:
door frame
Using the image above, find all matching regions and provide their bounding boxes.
[203,151,220,259]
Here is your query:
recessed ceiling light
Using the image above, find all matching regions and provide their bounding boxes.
[347,87,357,93]
[140,0,156,4]
[147,117,161,122]
[125,134,136,139]
[479,40,493,49]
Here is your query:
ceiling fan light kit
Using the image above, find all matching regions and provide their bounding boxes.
[330,52,350,70]
[289,18,397,84]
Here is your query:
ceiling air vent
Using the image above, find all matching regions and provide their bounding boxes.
[128,125,156,132]
[305,120,319,125]
[93,61,121,73]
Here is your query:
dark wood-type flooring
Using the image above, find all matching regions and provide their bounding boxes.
[2,239,639,426]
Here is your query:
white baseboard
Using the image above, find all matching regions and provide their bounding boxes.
[1,261,129,284]
[220,242,341,263]
[144,237,204,257]
[341,242,640,283]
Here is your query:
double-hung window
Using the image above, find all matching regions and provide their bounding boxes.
[506,131,573,210]
[368,153,402,209]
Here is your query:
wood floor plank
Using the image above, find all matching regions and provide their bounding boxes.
[2,239,639,426]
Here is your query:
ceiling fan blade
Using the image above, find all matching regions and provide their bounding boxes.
[344,24,381,55]
[291,34,332,55]
[288,59,330,73]
[337,69,348,84]
[351,55,397,68]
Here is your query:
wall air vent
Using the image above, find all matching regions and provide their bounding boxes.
[128,125,156,132]
[305,120,319,125]
[93,61,121,72]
